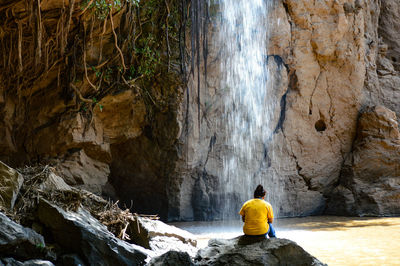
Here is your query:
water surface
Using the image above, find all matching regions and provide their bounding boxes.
[173,216,400,266]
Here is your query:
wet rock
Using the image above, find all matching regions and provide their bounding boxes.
[327,106,400,216]
[148,251,195,266]
[0,212,46,260]
[129,217,197,257]
[195,236,326,266]
[37,199,150,266]
[0,161,23,210]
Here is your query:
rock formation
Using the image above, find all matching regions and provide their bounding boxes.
[195,236,326,266]
[171,0,400,219]
[327,106,400,215]
[0,161,201,265]
[0,0,399,220]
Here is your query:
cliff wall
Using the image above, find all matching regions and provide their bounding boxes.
[0,0,399,221]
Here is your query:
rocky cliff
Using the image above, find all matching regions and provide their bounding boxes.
[0,0,399,221]
[172,0,400,220]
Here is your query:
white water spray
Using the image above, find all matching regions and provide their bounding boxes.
[216,0,276,219]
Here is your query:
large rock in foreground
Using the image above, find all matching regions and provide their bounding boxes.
[327,106,400,216]
[148,251,195,266]
[128,217,197,257]
[0,212,46,260]
[37,199,150,266]
[195,236,325,266]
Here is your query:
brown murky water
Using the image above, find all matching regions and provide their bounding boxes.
[172,216,400,266]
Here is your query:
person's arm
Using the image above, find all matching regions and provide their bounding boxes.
[239,204,246,222]
[267,204,274,223]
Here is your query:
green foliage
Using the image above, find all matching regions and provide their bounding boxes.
[82,0,139,19]
[135,35,161,76]
[77,0,184,114]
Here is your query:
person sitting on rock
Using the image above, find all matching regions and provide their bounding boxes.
[239,184,276,238]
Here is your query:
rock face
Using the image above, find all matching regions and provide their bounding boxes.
[0,161,23,210]
[37,199,150,265]
[195,236,326,266]
[170,0,365,219]
[327,106,400,215]
[148,251,195,266]
[128,217,198,257]
[169,0,400,219]
[0,212,46,261]
[0,0,400,220]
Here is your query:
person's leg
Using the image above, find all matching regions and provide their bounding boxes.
[268,223,276,238]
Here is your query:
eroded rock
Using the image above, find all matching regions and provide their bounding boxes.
[55,150,110,194]
[148,251,195,266]
[327,106,400,216]
[195,236,326,266]
[0,161,23,210]
[0,212,46,261]
[37,199,150,266]
[0,258,55,266]
[128,217,197,257]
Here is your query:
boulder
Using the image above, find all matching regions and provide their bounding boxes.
[37,199,151,266]
[195,236,326,266]
[0,212,46,260]
[327,106,400,216]
[129,217,197,257]
[148,251,195,266]
[0,161,23,210]
[0,258,54,266]
[59,254,86,266]
[55,150,110,194]
[39,171,72,192]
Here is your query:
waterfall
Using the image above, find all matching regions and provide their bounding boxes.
[216,0,275,219]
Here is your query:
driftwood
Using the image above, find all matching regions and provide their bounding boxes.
[5,165,159,242]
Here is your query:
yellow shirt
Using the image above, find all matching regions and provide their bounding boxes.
[239,198,274,235]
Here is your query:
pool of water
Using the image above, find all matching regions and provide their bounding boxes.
[172,216,400,266]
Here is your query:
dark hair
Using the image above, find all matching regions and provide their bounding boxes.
[254,184,266,198]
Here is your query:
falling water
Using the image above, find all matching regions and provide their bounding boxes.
[216,0,276,219]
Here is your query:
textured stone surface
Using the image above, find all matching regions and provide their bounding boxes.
[0,161,23,210]
[128,217,197,257]
[195,236,326,266]
[327,106,400,216]
[54,150,109,194]
[0,0,400,220]
[37,199,150,266]
[148,251,195,266]
[171,0,365,219]
[0,258,55,266]
[0,212,46,260]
